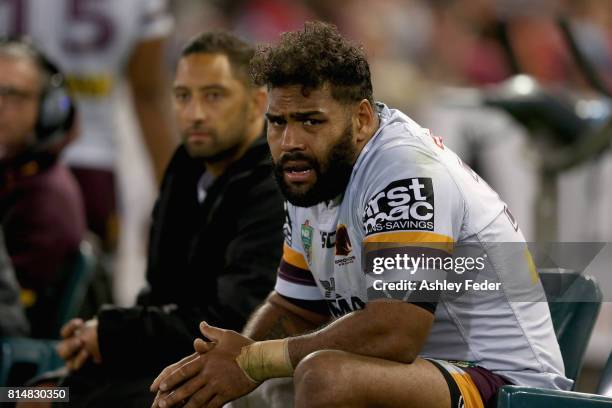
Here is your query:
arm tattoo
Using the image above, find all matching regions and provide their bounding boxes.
[261,315,292,340]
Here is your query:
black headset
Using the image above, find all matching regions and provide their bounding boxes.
[0,36,75,150]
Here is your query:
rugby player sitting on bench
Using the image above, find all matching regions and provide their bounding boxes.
[151,22,570,408]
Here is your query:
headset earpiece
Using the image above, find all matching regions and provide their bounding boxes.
[33,52,75,148]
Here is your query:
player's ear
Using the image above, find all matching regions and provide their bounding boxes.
[353,99,376,143]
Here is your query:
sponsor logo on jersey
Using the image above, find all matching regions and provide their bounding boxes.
[318,278,365,317]
[327,295,366,317]
[301,220,313,264]
[363,178,434,235]
[334,256,356,267]
[319,278,336,298]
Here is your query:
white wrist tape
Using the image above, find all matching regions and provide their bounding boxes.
[235,339,293,383]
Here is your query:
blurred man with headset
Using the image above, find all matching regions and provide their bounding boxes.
[0,37,86,337]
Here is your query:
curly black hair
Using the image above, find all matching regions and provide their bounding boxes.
[250,21,373,105]
[181,31,255,86]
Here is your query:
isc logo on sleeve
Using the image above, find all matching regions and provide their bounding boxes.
[362,178,434,235]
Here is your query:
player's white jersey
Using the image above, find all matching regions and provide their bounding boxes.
[275,103,572,390]
[0,0,173,169]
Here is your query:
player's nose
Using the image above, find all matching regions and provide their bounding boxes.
[280,124,305,152]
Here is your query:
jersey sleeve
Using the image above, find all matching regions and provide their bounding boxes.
[274,202,325,301]
[138,0,173,40]
[357,133,465,310]
[359,139,463,246]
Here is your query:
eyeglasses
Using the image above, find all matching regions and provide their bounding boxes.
[0,86,38,106]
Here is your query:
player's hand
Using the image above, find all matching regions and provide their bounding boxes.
[150,322,258,408]
[150,352,202,395]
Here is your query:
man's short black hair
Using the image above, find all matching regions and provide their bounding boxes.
[181,31,255,86]
[250,21,373,105]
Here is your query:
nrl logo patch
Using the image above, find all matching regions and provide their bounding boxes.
[301,220,313,264]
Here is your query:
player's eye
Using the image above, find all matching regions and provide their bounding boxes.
[174,91,190,103]
[268,117,286,126]
[205,91,223,102]
[303,119,323,126]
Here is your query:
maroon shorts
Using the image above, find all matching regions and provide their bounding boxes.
[428,359,512,408]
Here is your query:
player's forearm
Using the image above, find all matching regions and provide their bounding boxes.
[235,300,431,383]
[288,300,429,366]
[242,292,329,340]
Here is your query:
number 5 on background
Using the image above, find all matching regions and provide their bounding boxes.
[0,0,115,52]
[0,0,27,35]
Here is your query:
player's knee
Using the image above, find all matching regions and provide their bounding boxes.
[294,349,341,384]
[294,350,349,407]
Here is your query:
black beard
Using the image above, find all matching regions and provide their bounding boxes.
[274,125,357,207]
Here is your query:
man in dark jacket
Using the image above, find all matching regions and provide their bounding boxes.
[53,32,285,406]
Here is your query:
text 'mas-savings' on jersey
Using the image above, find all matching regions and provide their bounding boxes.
[275,103,572,390]
[0,0,173,170]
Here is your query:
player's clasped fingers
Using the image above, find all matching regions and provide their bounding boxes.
[157,375,210,408]
[193,338,215,354]
[159,356,204,393]
[182,386,217,408]
[151,353,199,392]
[151,368,174,394]
[205,395,228,408]
[151,390,168,408]
[151,391,183,408]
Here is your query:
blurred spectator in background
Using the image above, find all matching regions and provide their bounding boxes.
[417,0,612,241]
[0,227,29,337]
[0,0,177,268]
[0,38,86,337]
[567,0,612,90]
[46,31,285,407]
